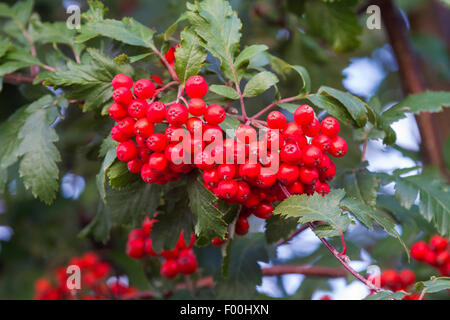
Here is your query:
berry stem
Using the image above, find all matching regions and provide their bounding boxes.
[278,183,381,292]
[151,47,180,82]
[250,95,301,121]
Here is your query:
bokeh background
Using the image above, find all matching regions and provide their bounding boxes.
[0,0,449,299]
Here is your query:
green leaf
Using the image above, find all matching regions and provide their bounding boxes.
[215,234,271,299]
[289,65,311,95]
[382,91,450,124]
[79,201,112,243]
[341,165,379,207]
[318,86,368,127]
[303,0,362,53]
[415,277,450,294]
[30,21,76,45]
[382,169,450,236]
[209,84,240,100]
[305,94,356,127]
[340,197,408,257]
[364,290,408,300]
[218,115,241,136]
[273,189,351,238]
[0,38,12,59]
[265,215,298,244]
[186,0,242,80]
[174,29,207,84]
[0,0,34,25]
[107,160,139,189]
[243,71,278,98]
[96,148,116,203]
[187,176,228,246]
[234,44,268,80]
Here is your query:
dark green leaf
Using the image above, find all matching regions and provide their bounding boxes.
[265,215,298,244]
[243,71,278,98]
[209,84,239,100]
[174,29,207,84]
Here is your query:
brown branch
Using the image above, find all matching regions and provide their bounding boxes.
[376,0,449,178]
[3,73,37,84]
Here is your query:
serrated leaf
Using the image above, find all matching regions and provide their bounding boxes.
[265,215,298,244]
[107,160,139,189]
[234,44,268,80]
[30,21,76,45]
[243,71,278,98]
[303,0,362,53]
[175,29,207,84]
[273,189,351,237]
[215,234,270,299]
[364,290,408,300]
[187,176,227,246]
[96,148,116,202]
[186,0,242,80]
[318,86,368,127]
[415,277,450,294]
[305,94,356,127]
[209,84,239,100]
[342,166,378,207]
[382,91,450,124]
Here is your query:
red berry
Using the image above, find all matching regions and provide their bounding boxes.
[109,102,128,121]
[236,124,257,145]
[146,133,167,152]
[235,216,250,236]
[177,249,198,275]
[161,247,179,260]
[146,101,166,123]
[294,105,314,126]
[203,168,219,188]
[254,202,273,220]
[303,118,321,137]
[263,129,284,150]
[436,250,450,266]
[217,164,236,180]
[141,164,159,183]
[282,122,303,142]
[234,181,251,203]
[299,167,319,185]
[244,192,260,208]
[113,87,133,105]
[134,79,155,99]
[302,145,323,167]
[280,143,302,165]
[117,141,138,162]
[203,125,223,144]
[256,168,277,188]
[320,295,332,300]
[287,181,304,195]
[329,136,347,157]
[316,182,330,196]
[142,217,155,235]
[318,154,332,172]
[176,231,195,250]
[381,269,401,290]
[112,74,133,89]
[217,179,238,200]
[134,118,154,137]
[430,235,448,252]
[321,117,340,138]
[117,117,136,138]
[211,237,227,246]
[164,46,176,64]
[185,75,208,98]
[424,249,438,266]
[399,269,416,288]
[160,260,179,279]
[144,238,157,256]
[277,164,300,185]
[188,98,207,116]
[127,159,143,174]
[312,134,331,152]
[111,125,128,142]
[186,117,203,135]
[320,161,336,181]
[239,163,261,181]
[126,238,145,259]
[166,103,189,126]
[128,99,148,119]
[149,152,168,173]
[267,111,287,129]
[204,104,226,125]
[165,126,186,144]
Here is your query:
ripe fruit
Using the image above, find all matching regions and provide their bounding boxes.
[411,241,429,261]
[280,143,302,164]
[177,250,198,275]
[185,75,208,98]
[217,164,236,180]
[128,99,148,119]
[126,238,145,259]
[160,260,179,279]
[430,235,448,252]
[134,79,155,99]
[188,98,207,116]
[312,134,331,152]
[303,118,320,137]
[116,141,138,162]
[147,101,166,123]
[211,237,227,246]
[294,104,314,126]
[127,159,143,174]
[236,124,257,145]
[109,102,128,121]
[299,167,319,185]
[277,164,300,185]
[235,216,250,236]
[267,111,287,129]
[149,152,168,173]
[302,145,322,167]
[329,136,347,157]
[166,103,189,126]
[399,269,415,288]
[217,179,238,200]
[146,133,167,152]
[321,117,340,138]
[113,87,133,105]
[112,74,133,89]
[254,202,273,220]
[117,117,136,138]
[204,104,226,125]
[239,162,261,181]
[134,118,154,137]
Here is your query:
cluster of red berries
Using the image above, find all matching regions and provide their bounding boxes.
[126,217,198,279]
[34,252,136,300]
[410,235,450,276]
[367,269,421,300]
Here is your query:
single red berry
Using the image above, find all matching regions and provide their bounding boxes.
[312,134,331,152]
[236,124,257,145]
[108,102,128,121]
[239,163,261,181]
[430,235,448,252]
[185,75,208,98]
[254,202,273,220]
[204,104,226,125]
[127,159,143,174]
[166,103,189,126]
[277,164,300,185]
[117,141,138,162]
[267,111,287,129]
[280,143,302,165]
[329,136,347,158]
[320,162,336,181]
[142,217,155,235]
[282,122,303,142]
[217,164,236,180]
[294,105,314,126]
[128,99,148,119]
[321,117,340,138]
[316,182,330,196]
[303,118,321,137]
[188,98,207,116]
[134,118,155,137]
[111,125,128,142]
[211,237,227,246]
[302,145,323,167]
[235,216,250,236]
[424,249,438,266]
[128,228,144,241]
[318,154,332,172]
[134,79,155,99]
[436,250,450,266]
[203,168,219,188]
[177,249,198,275]
[113,87,133,105]
[287,181,304,195]
[256,168,277,188]
[217,179,238,200]
[185,117,203,135]
[141,164,159,183]
[263,129,284,150]
[244,192,260,208]
[165,126,186,144]
[112,74,133,89]
[203,125,223,144]
[146,133,167,152]
[299,167,319,185]
[399,269,416,288]
[117,117,136,138]
[126,238,145,259]
[160,259,179,279]
[149,152,168,173]
[146,101,166,123]
[234,181,251,204]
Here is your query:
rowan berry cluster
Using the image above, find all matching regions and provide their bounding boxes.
[410,235,450,276]
[367,269,421,300]
[126,217,198,279]
[34,252,136,300]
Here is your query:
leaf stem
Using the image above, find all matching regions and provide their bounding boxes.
[151,46,179,82]
[250,95,300,121]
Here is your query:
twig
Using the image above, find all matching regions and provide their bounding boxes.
[250,95,300,121]
[151,47,179,82]
[3,73,36,84]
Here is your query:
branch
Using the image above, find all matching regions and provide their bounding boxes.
[151,47,179,82]
[3,73,36,84]
[250,95,301,121]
